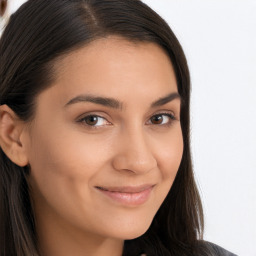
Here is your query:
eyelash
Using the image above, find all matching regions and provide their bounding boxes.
[77,112,177,130]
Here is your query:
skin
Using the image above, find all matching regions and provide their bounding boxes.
[0,37,183,256]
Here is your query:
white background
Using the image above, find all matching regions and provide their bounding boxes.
[2,1,256,255]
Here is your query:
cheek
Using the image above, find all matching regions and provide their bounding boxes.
[28,124,107,179]
[26,122,109,211]
[156,126,184,181]
[148,125,183,208]
[26,123,114,231]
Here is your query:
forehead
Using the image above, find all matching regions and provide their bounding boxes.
[54,36,174,77]
[39,36,178,109]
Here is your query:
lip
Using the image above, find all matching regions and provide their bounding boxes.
[95,184,155,206]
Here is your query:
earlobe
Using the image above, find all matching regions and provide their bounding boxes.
[0,105,29,167]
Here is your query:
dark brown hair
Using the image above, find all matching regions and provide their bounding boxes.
[0,0,204,255]
[0,0,7,17]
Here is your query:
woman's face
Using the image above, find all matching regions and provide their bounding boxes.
[25,37,183,241]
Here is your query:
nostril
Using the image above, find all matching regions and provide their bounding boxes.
[0,0,7,17]
[112,152,157,175]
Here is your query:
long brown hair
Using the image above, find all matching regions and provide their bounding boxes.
[0,1,204,255]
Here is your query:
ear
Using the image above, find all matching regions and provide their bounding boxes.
[0,104,29,167]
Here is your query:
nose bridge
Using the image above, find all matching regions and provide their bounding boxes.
[112,124,157,174]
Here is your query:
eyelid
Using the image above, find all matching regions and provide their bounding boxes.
[151,110,176,118]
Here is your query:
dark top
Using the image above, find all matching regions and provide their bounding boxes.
[137,241,238,256]
[204,242,238,256]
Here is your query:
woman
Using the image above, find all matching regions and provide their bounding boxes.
[0,0,236,255]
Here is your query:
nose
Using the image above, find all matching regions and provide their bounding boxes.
[112,127,157,174]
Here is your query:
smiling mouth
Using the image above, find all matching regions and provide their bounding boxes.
[95,184,155,206]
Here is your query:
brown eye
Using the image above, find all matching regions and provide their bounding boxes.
[77,115,110,128]
[84,115,99,125]
[149,113,176,126]
[151,115,163,125]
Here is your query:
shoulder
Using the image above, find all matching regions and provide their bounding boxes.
[197,241,238,256]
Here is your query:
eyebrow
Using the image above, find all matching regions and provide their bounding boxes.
[64,92,180,110]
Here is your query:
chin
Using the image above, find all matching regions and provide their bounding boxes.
[110,220,152,240]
